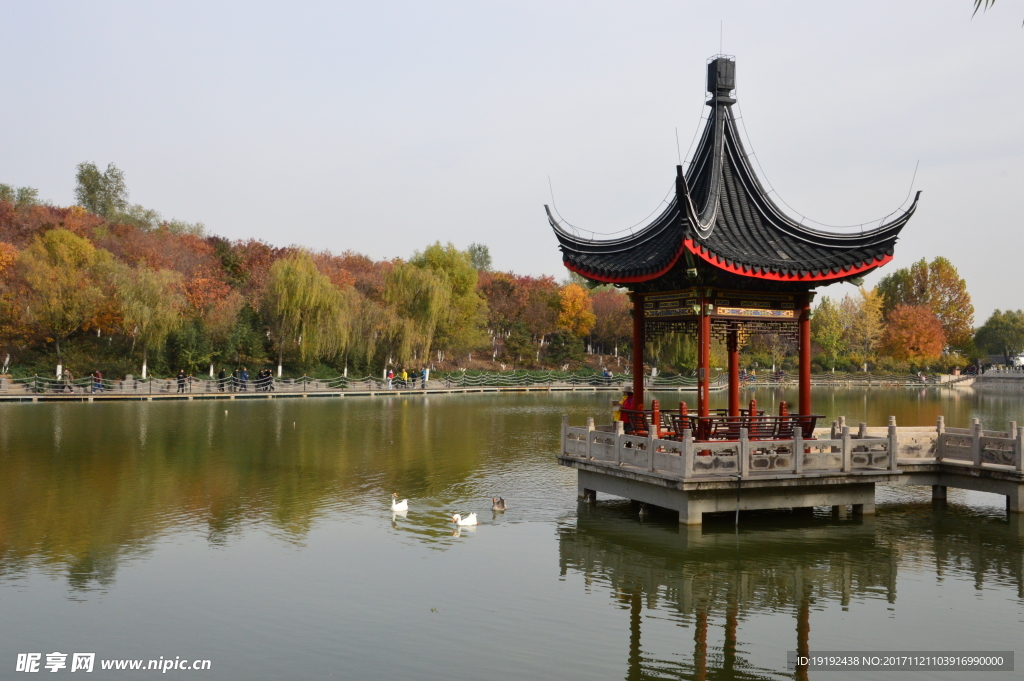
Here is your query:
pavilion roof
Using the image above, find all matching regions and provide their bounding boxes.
[549,57,920,285]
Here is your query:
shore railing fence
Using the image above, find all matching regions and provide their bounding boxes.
[0,370,956,396]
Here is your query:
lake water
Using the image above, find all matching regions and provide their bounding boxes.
[1,387,1022,680]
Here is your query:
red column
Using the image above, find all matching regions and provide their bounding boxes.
[727,329,740,417]
[632,293,645,408]
[795,596,811,681]
[694,606,708,681]
[698,296,711,418]
[799,295,812,416]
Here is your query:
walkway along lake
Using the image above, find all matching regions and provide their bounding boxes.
[0,387,1022,680]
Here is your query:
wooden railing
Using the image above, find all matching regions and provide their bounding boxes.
[562,415,899,480]
[619,407,820,441]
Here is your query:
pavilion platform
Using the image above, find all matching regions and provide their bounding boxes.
[560,414,1024,525]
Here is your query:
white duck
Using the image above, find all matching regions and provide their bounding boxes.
[451,513,478,526]
[391,493,409,512]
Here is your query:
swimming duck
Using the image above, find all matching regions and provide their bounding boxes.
[638,503,650,518]
[391,493,409,512]
[491,497,507,511]
[451,513,478,526]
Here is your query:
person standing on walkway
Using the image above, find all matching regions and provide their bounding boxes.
[240,367,249,391]
[92,370,104,393]
[218,368,226,392]
[62,368,74,393]
[177,369,187,393]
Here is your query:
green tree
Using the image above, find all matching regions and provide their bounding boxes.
[500,324,534,368]
[167,320,212,376]
[546,330,584,364]
[975,309,1024,365]
[877,257,974,351]
[812,296,845,370]
[18,230,110,374]
[115,265,186,378]
[261,251,352,376]
[467,243,492,271]
[0,184,40,206]
[410,242,487,357]
[75,162,129,218]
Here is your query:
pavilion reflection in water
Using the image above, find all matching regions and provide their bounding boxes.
[557,504,1024,680]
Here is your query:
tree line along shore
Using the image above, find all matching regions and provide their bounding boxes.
[0,163,1021,382]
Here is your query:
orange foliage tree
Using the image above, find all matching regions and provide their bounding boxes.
[589,288,631,355]
[557,283,596,337]
[880,304,946,365]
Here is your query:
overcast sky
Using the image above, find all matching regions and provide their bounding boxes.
[1,1,1021,322]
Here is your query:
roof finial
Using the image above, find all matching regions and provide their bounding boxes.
[706,56,736,106]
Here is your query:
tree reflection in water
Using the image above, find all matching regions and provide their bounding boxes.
[558,502,1024,680]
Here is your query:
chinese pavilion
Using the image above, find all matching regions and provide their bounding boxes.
[548,56,920,436]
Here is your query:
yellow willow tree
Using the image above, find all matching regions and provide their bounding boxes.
[409,242,487,358]
[114,265,187,378]
[843,287,884,368]
[261,251,354,377]
[17,229,110,376]
[379,261,450,370]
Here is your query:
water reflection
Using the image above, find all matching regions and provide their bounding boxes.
[558,502,1024,680]
[1,386,1022,602]
[0,395,580,589]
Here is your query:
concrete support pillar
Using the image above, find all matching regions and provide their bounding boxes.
[678,499,707,526]
[1007,486,1024,514]
[932,485,947,501]
[852,501,875,516]
[831,504,848,518]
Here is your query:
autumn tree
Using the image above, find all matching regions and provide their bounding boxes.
[0,241,15,275]
[975,309,1024,366]
[521,277,559,340]
[879,305,946,365]
[0,241,30,353]
[556,283,596,337]
[18,230,111,374]
[479,271,528,336]
[877,257,973,351]
[589,288,631,356]
[114,265,186,378]
[811,296,846,370]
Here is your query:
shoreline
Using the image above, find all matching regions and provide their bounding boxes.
[0,381,968,404]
